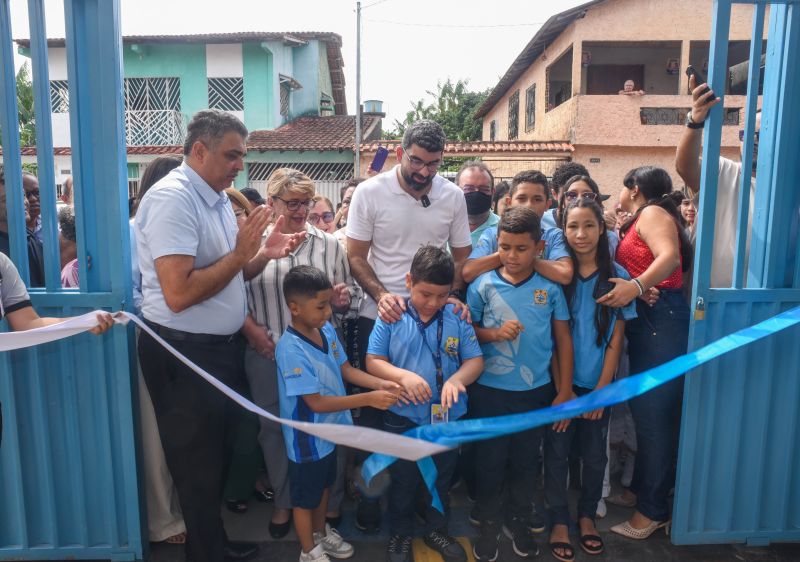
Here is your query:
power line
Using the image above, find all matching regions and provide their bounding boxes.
[363,18,544,28]
[361,0,391,9]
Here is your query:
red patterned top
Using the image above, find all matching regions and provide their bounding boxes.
[616,217,683,289]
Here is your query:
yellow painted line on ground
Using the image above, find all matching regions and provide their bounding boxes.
[413,536,475,562]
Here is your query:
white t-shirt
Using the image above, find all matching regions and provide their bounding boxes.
[709,157,754,287]
[346,166,472,319]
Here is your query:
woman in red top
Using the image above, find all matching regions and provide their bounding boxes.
[598,166,693,540]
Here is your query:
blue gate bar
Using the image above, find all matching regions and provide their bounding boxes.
[0,0,29,284]
[27,0,61,291]
[691,0,731,297]
[731,3,765,288]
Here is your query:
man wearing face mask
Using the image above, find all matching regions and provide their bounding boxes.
[455,161,499,247]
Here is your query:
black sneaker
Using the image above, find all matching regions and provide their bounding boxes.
[355,497,381,533]
[424,529,467,562]
[472,522,500,562]
[503,516,540,559]
[468,505,481,527]
[525,504,546,534]
[386,534,413,562]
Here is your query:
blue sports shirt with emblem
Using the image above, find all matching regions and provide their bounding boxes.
[276,322,353,463]
[367,302,483,426]
[467,270,570,391]
[469,225,569,262]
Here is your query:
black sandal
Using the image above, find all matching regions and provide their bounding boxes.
[225,499,248,514]
[549,541,575,562]
[580,534,604,555]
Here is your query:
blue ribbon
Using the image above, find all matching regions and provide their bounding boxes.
[363,305,800,513]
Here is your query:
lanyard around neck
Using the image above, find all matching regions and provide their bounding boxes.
[406,299,444,395]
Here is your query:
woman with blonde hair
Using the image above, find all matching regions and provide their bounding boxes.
[242,168,360,536]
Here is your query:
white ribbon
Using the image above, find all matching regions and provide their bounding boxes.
[0,311,449,461]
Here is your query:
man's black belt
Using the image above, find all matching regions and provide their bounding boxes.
[143,319,240,344]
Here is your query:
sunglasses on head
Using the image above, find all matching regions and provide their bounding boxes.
[564,191,598,202]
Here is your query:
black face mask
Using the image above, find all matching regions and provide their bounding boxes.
[464,191,493,216]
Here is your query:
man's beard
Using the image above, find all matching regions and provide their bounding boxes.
[401,168,433,191]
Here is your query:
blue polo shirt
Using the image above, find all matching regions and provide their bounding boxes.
[467,270,570,391]
[468,224,569,263]
[470,212,500,247]
[276,322,353,463]
[367,303,482,426]
[570,264,637,389]
[134,162,246,334]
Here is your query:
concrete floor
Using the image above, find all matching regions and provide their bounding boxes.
[148,482,800,562]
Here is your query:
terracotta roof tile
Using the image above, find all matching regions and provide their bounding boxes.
[359,140,573,153]
[248,115,380,152]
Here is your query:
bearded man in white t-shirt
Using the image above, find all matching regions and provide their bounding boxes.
[675,74,760,288]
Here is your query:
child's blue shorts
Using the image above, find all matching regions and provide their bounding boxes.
[287,446,338,509]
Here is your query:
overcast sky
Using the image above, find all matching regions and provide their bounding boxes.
[9,0,587,128]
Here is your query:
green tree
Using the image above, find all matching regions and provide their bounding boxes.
[388,78,489,142]
[0,63,36,148]
[16,63,36,147]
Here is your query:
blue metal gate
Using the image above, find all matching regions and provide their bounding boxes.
[0,1,142,559]
[673,0,800,546]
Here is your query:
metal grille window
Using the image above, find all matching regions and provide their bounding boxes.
[508,90,519,140]
[124,77,181,111]
[208,77,244,111]
[489,120,496,141]
[280,83,290,119]
[525,84,536,131]
[50,80,69,113]
[249,162,354,182]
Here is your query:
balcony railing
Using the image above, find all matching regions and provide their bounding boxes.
[125,109,185,146]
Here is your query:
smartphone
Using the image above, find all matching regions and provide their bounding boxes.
[370,146,389,173]
[685,65,711,98]
[593,278,616,301]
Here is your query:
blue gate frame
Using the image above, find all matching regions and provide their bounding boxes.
[0,1,142,560]
[673,0,800,546]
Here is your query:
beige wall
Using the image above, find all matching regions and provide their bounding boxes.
[481,0,766,143]
[575,145,741,203]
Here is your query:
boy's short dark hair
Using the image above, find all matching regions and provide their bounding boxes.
[409,245,454,287]
[498,206,542,243]
[510,170,550,200]
[283,265,333,302]
[551,162,590,192]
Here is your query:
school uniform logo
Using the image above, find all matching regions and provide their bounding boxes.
[444,337,460,356]
[284,367,303,379]
[331,340,340,360]
[533,289,548,305]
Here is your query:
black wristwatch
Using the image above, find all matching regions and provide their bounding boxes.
[685,111,705,130]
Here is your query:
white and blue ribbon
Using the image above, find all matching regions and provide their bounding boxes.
[362,306,800,513]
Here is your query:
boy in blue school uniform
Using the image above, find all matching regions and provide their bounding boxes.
[463,169,573,286]
[467,207,574,561]
[276,265,402,562]
[366,246,484,562]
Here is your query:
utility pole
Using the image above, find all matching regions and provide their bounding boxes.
[354,1,362,179]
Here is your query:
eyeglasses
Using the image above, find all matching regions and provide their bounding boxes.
[739,130,760,142]
[274,197,313,211]
[404,151,442,172]
[564,191,598,202]
[462,185,493,195]
[308,211,335,225]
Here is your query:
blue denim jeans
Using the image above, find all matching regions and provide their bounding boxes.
[625,289,689,522]
[545,385,609,526]
[383,411,458,536]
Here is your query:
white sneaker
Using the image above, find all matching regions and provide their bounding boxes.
[596,498,607,519]
[300,543,331,562]
[313,523,354,559]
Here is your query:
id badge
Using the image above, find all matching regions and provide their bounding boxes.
[431,402,449,425]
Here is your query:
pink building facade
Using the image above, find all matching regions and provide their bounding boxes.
[476,0,766,199]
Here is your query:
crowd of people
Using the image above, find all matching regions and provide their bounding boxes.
[0,73,754,562]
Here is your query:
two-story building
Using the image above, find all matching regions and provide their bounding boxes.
[14,31,347,193]
[475,0,766,198]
